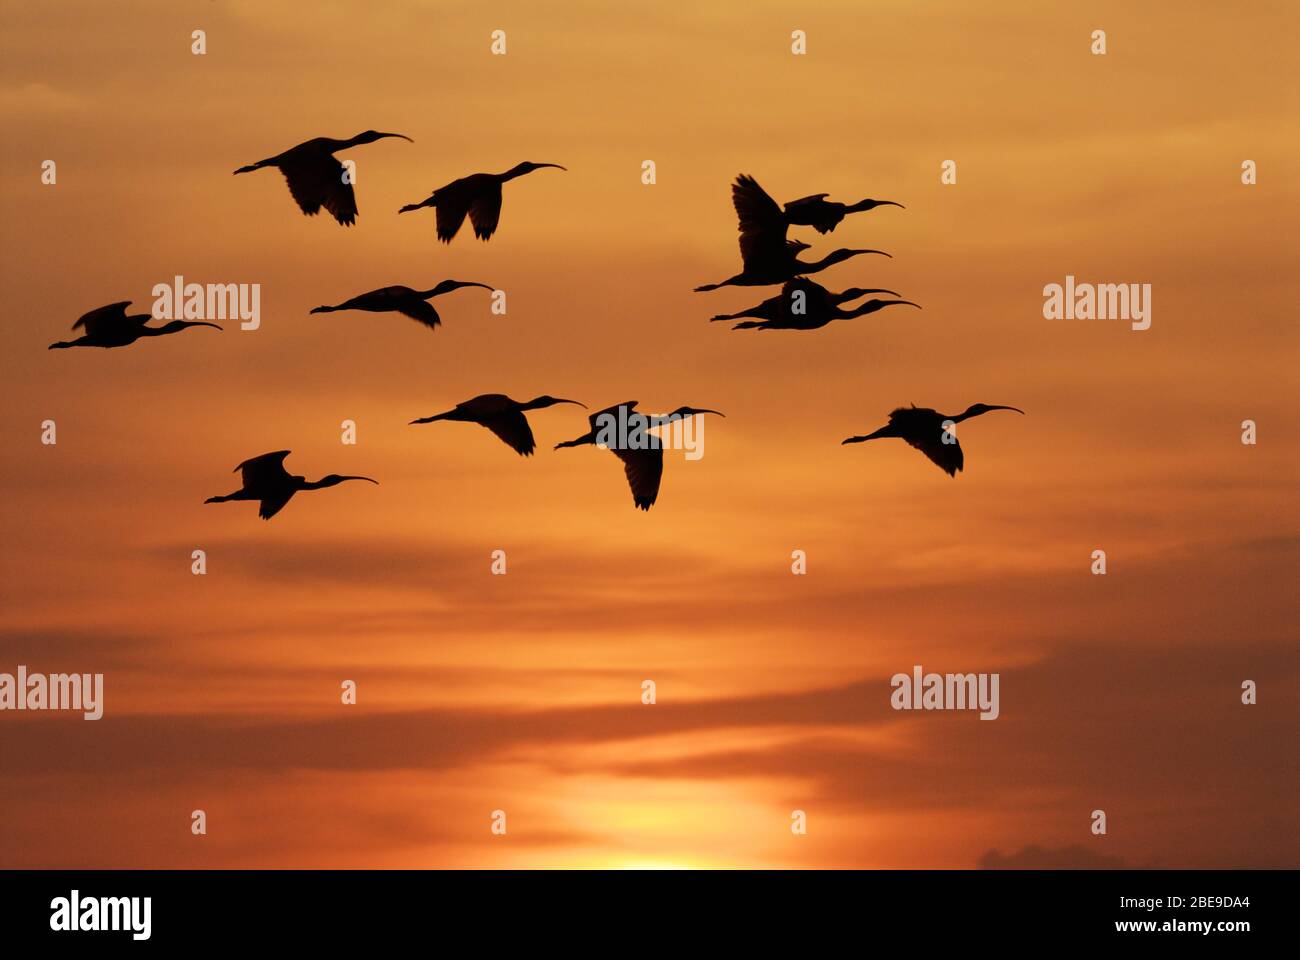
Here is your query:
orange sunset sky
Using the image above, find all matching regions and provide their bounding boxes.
[1,1,1297,869]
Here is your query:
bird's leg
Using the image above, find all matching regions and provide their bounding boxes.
[232,158,273,175]
[409,412,452,425]
[841,425,893,444]
[710,307,760,322]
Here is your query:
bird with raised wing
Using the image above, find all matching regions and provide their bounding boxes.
[48,301,221,350]
[709,277,915,330]
[398,162,566,242]
[842,403,1024,476]
[204,451,377,520]
[783,193,903,235]
[409,393,586,457]
[555,401,724,510]
[695,175,889,291]
[310,280,494,331]
[233,130,413,226]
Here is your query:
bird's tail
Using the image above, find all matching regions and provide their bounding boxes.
[709,312,743,322]
[47,341,72,350]
[203,495,230,504]
[694,282,722,292]
[309,306,336,314]
[409,412,451,425]
[553,438,585,450]
[398,198,432,214]
[232,160,268,175]
[732,321,765,330]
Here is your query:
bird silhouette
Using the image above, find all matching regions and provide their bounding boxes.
[695,175,889,291]
[555,401,724,510]
[204,451,377,519]
[709,278,916,330]
[48,301,221,350]
[842,403,1024,476]
[310,281,494,331]
[783,193,903,235]
[233,130,412,226]
[410,393,586,456]
[398,162,566,242]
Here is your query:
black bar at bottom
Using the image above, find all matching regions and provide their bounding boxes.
[0,869,1283,946]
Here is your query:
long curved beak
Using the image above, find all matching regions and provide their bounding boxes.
[685,408,725,418]
[878,201,905,209]
[850,249,892,258]
[379,133,414,142]
[555,399,588,408]
[844,288,900,299]
[189,321,224,330]
[538,163,567,171]
[988,405,1025,415]
[342,476,380,484]
[452,281,495,291]
[885,300,921,309]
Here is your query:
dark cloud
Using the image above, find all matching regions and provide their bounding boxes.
[978,845,1128,870]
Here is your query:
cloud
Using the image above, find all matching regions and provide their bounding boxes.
[0,628,156,669]
[978,845,1128,870]
[0,82,84,117]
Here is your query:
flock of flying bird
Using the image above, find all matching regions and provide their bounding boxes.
[47,130,1023,517]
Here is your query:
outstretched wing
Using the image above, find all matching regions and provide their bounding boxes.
[395,298,441,329]
[588,400,638,434]
[887,411,965,477]
[611,446,664,511]
[281,154,358,226]
[235,450,293,488]
[334,286,408,310]
[904,434,964,476]
[74,301,135,336]
[468,189,503,240]
[732,174,788,270]
[258,489,296,520]
[783,193,829,211]
[481,411,536,456]
[432,176,478,243]
[785,277,835,311]
[784,193,842,233]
